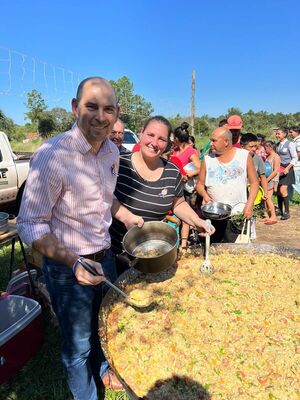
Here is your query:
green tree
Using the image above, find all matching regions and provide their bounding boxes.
[25,90,47,127]
[227,107,242,116]
[110,76,153,132]
[9,125,27,141]
[169,114,183,130]
[38,112,56,138]
[194,117,210,136]
[0,109,15,137]
[49,107,75,133]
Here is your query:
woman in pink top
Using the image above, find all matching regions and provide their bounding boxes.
[172,122,201,248]
[172,122,201,175]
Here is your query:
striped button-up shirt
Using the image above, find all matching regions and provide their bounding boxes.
[17,124,119,255]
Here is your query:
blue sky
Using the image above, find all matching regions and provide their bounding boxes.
[0,0,299,125]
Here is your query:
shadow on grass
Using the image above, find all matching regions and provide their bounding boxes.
[142,374,211,399]
[105,374,211,400]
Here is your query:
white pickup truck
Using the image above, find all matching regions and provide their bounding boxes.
[0,131,32,213]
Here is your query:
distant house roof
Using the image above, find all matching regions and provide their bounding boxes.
[26,132,39,140]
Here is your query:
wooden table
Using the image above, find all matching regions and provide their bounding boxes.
[0,220,36,297]
[0,220,19,246]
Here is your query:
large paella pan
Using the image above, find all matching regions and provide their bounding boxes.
[99,244,300,399]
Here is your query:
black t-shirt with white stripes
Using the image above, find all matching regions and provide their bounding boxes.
[110,153,184,254]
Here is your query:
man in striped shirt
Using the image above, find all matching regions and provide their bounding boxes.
[18,77,142,399]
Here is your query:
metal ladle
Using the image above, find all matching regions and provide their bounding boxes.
[78,258,153,309]
[200,219,214,274]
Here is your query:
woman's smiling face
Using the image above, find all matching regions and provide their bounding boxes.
[139,121,169,158]
[275,129,287,142]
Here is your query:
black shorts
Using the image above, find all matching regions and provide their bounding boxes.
[278,167,295,186]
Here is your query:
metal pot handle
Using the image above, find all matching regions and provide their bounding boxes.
[116,252,139,268]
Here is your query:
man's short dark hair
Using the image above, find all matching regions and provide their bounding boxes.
[256,133,265,141]
[240,133,258,146]
[76,77,116,102]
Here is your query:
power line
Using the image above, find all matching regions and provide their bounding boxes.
[0,45,82,103]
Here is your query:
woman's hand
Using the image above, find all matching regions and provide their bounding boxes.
[181,175,188,183]
[112,199,144,230]
[185,170,195,178]
[262,193,269,201]
[123,215,144,230]
[192,218,216,237]
[202,195,212,204]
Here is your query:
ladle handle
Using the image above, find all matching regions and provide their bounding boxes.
[78,259,128,300]
[101,279,129,300]
[116,252,139,268]
[205,219,211,261]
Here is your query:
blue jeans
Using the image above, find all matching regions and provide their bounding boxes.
[42,250,117,400]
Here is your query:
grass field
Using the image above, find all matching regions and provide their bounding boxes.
[11,138,43,153]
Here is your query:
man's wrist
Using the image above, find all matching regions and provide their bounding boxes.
[66,254,81,269]
[72,258,81,275]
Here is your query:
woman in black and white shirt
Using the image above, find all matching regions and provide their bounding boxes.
[110,116,214,273]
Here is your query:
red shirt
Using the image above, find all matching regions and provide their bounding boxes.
[132,143,140,152]
[169,155,186,176]
[172,146,197,167]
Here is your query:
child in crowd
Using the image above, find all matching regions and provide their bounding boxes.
[241,133,277,230]
[256,134,267,161]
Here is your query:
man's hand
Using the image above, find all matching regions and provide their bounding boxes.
[243,203,253,219]
[73,258,106,286]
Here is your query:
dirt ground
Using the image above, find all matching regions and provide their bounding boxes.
[255,205,300,248]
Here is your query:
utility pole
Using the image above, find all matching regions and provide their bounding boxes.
[191,69,195,136]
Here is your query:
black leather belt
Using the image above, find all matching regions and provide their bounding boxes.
[81,249,107,262]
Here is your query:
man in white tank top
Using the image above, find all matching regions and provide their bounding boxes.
[196,127,259,242]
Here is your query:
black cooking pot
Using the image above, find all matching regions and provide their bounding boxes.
[117,221,178,274]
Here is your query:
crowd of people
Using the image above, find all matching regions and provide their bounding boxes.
[16,76,299,399]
